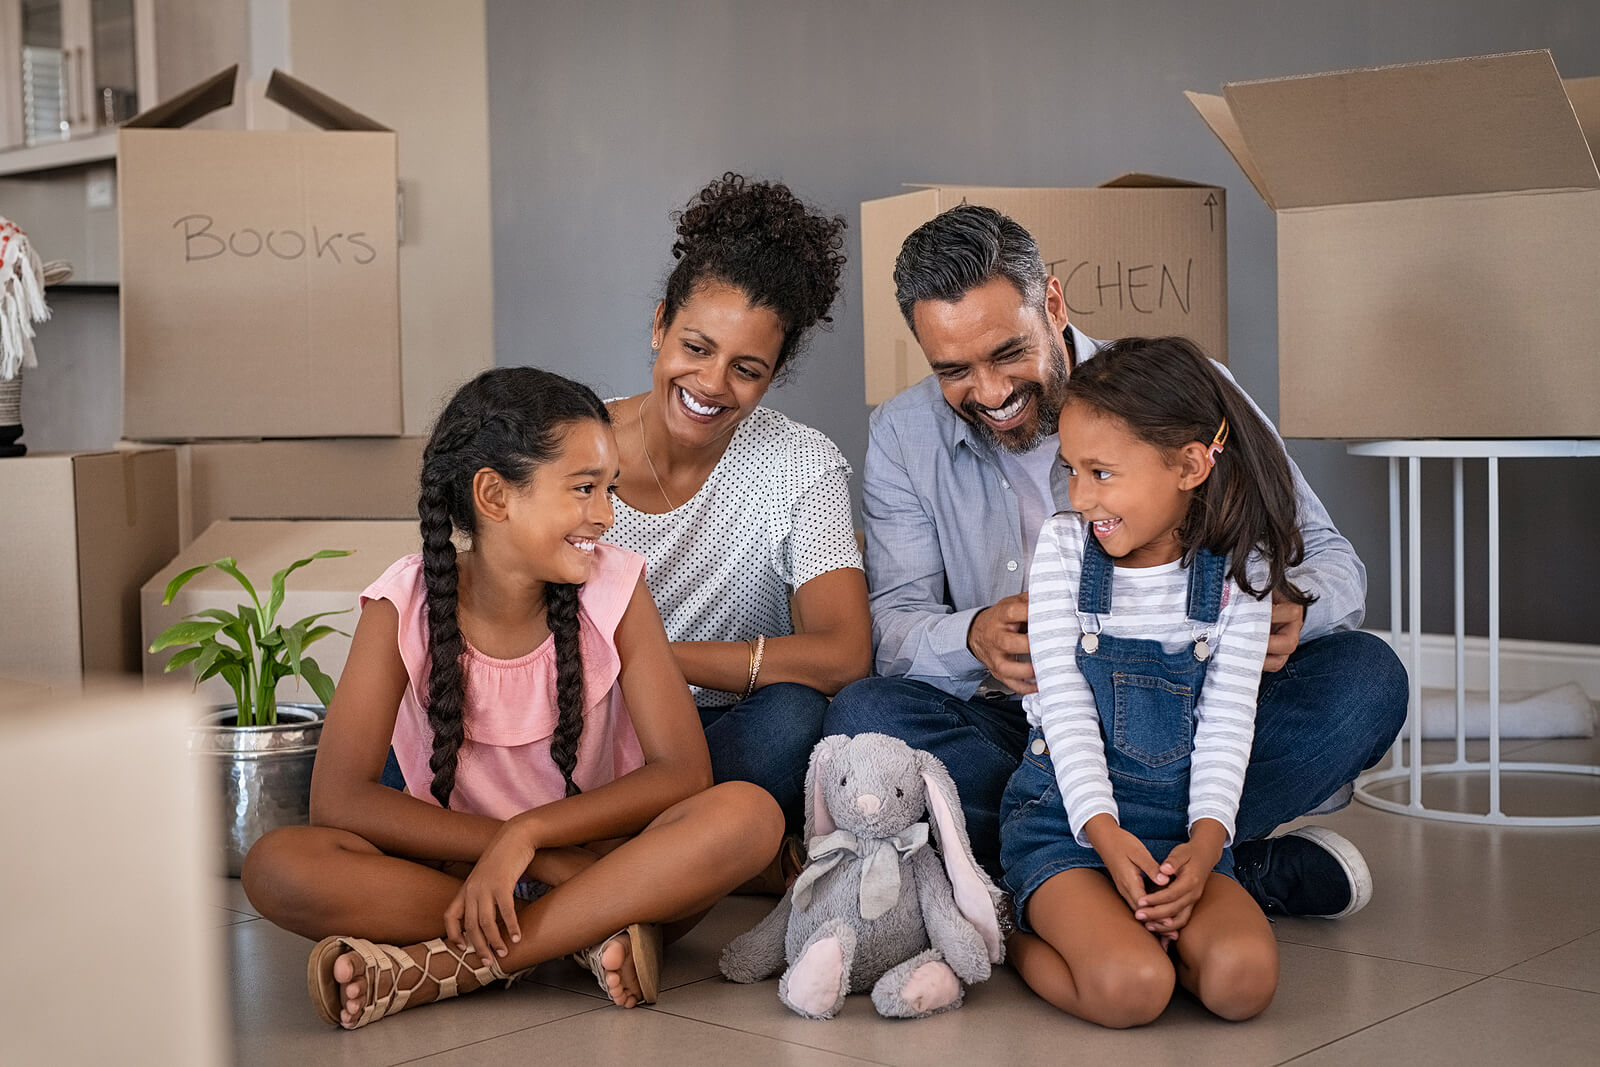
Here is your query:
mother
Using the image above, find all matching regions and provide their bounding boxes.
[603,173,870,873]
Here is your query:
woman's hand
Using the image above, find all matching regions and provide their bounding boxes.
[445,817,538,963]
[1084,813,1168,914]
[1134,819,1228,939]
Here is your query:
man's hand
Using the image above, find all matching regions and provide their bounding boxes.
[967,593,1035,693]
[1263,591,1305,673]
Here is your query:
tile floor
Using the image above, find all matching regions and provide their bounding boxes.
[218,734,1600,1066]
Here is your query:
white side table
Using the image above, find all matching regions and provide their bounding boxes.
[1346,439,1600,826]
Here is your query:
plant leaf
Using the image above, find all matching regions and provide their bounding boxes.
[284,626,305,680]
[236,604,260,642]
[186,607,244,626]
[161,563,213,606]
[300,657,336,708]
[266,550,352,631]
[217,663,247,719]
[287,608,353,633]
[148,619,225,652]
[160,646,204,674]
[212,558,261,613]
[297,624,346,649]
[197,649,248,683]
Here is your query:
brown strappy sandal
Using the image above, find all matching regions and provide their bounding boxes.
[307,935,522,1030]
[569,923,662,1005]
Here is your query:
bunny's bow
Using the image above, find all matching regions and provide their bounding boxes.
[792,822,930,920]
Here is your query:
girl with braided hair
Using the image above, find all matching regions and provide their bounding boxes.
[604,174,871,888]
[242,367,783,1030]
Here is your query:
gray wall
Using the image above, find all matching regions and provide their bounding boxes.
[488,0,1600,644]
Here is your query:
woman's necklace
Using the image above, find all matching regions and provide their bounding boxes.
[637,396,676,511]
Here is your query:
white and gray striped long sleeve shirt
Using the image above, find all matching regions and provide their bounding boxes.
[1022,513,1273,847]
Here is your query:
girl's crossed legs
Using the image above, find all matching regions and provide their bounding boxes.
[1009,867,1278,1028]
[243,781,782,1027]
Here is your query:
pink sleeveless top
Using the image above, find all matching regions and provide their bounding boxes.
[361,543,647,819]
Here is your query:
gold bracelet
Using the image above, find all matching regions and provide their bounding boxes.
[745,633,767,698]
[745,638,757,693]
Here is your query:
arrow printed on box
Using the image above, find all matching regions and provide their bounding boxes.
[1203,193,1218,231]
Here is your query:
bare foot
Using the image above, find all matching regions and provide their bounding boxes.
[597,932,643,1008]
[331,941,489,1028]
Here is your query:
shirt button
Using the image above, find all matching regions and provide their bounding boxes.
[1031,738,1047,755]
[1006,560,1018,572]
[1001,480,1011,489]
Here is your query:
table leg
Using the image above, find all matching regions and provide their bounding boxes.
[1409,455,1423,810]
[1488,456,1501,818]
[1454,457,1466,766]
[1390,456,1405,773]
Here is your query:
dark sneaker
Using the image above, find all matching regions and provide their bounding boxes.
[1233,826,1373,919]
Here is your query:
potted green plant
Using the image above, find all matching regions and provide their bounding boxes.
[149,548,353,875]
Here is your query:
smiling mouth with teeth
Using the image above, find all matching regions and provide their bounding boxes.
[979,393,1028,423]
[677,386,728,418]
[566,538,597,553]
[1092,519,1121,537]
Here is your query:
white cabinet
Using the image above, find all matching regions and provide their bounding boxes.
[0,0,156,153]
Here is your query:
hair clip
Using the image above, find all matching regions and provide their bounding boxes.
[1207,418,1230,466]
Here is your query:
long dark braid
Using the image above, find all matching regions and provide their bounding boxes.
[420,467,468,807]
[544,581,585,797]
[417,367,611,808]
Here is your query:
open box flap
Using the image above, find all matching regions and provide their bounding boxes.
[121,65,389,133]
[1563,76,1600,169]
[264,70,389,132]
[1185,91,1274,209]
[122,66,237,129]
[1219,50,1599,210]
[1098,173,1213,189]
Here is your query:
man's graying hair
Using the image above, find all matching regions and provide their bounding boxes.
[893,204,1049,334]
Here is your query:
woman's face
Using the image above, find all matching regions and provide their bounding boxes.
[650,281,786,449]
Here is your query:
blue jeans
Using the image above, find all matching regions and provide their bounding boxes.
[380,681,829,838]
[701,682,830,837]
[824,630,1408,878]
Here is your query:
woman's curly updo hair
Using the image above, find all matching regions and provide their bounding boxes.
[417,366,610,808]
[661,172,847,380]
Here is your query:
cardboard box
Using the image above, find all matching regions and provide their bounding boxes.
[0,449,179,687]
[142,519,419,706]
[861,176,1228,404]
[1,683,225,1066]
[1188,50,1600,438]
[118,66,402,439]
[146,436,425,547]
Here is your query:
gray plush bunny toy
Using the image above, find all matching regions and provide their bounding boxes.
[719,733,1005,1019]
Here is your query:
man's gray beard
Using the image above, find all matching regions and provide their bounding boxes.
[963,334,1070,454]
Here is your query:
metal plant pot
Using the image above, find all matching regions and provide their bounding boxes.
[189,703,325,877]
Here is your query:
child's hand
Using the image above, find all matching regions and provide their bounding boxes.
[1084,814,1168,914]
[445,818,538,964]
[1134,819,1227,938]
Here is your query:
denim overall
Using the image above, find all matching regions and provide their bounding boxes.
[999,530,1232,931]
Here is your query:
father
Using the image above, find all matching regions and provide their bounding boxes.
[824,204,1407,919]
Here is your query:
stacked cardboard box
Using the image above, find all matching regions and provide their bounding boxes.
[861,176,1228,404]
[1187,49,1600,438]
[111,69,435,699]
[0,449,180,687]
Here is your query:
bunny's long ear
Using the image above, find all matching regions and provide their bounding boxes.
[919,751,1003,964]
[805,735,847,840]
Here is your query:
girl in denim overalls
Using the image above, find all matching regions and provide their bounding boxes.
[999,336,1315,1027]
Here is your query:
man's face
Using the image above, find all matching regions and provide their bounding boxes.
[911,275,1071,453]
